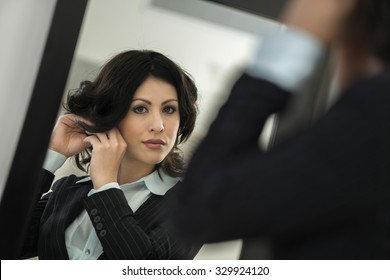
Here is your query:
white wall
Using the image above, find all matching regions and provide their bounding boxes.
[59,0,282,259]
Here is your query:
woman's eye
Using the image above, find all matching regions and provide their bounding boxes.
[163,106,177,114]
[132,106,147,114]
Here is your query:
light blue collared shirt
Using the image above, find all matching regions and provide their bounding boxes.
[247,26,325,93]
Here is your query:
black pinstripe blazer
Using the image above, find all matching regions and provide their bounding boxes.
[21,169,200,260]
[169,72,390,259]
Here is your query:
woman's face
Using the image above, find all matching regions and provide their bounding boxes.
[117,76,180,170]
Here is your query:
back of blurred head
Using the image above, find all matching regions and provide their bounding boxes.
[345,0,390,66]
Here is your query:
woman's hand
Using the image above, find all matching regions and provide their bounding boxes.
[280,0,357,44]
[49,114,92,157]
[83,128,127,189]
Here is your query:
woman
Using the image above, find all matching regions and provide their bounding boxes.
[169,0,390,259]
[21,50,199,259]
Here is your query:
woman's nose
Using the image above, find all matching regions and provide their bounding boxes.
[149,113,164,133]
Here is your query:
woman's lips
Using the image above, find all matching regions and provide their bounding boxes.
[142,139,166,149]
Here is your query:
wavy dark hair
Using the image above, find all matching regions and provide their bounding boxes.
[64,50,198,177]
[346,0,390,66]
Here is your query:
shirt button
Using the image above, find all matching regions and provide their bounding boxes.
[85,249,91,255]
[100,230,107,237]
[93,216,101,223]
[96,223,103,230]
[91,209,98,216]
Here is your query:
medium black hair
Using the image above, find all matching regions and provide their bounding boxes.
[64,50,198,177]
[347,0,390,65]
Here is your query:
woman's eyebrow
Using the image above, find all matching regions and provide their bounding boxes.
[162,99,178,105]
[131,98,151,104]
[131,98,178,105]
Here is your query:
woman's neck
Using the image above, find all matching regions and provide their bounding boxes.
[117,158,155,185]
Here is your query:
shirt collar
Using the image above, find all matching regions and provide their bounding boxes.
[75,169,180,196]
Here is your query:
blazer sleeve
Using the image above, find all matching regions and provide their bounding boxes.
[20,169,55,259]
[169,73,390,243]
[83,188,198,259]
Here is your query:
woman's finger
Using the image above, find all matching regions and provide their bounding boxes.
[83,134,101,147]
[90,132,110,144]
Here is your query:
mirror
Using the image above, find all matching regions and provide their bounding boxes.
[53,0,283,259]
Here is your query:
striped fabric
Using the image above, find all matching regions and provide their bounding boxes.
[21,170,199,260]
